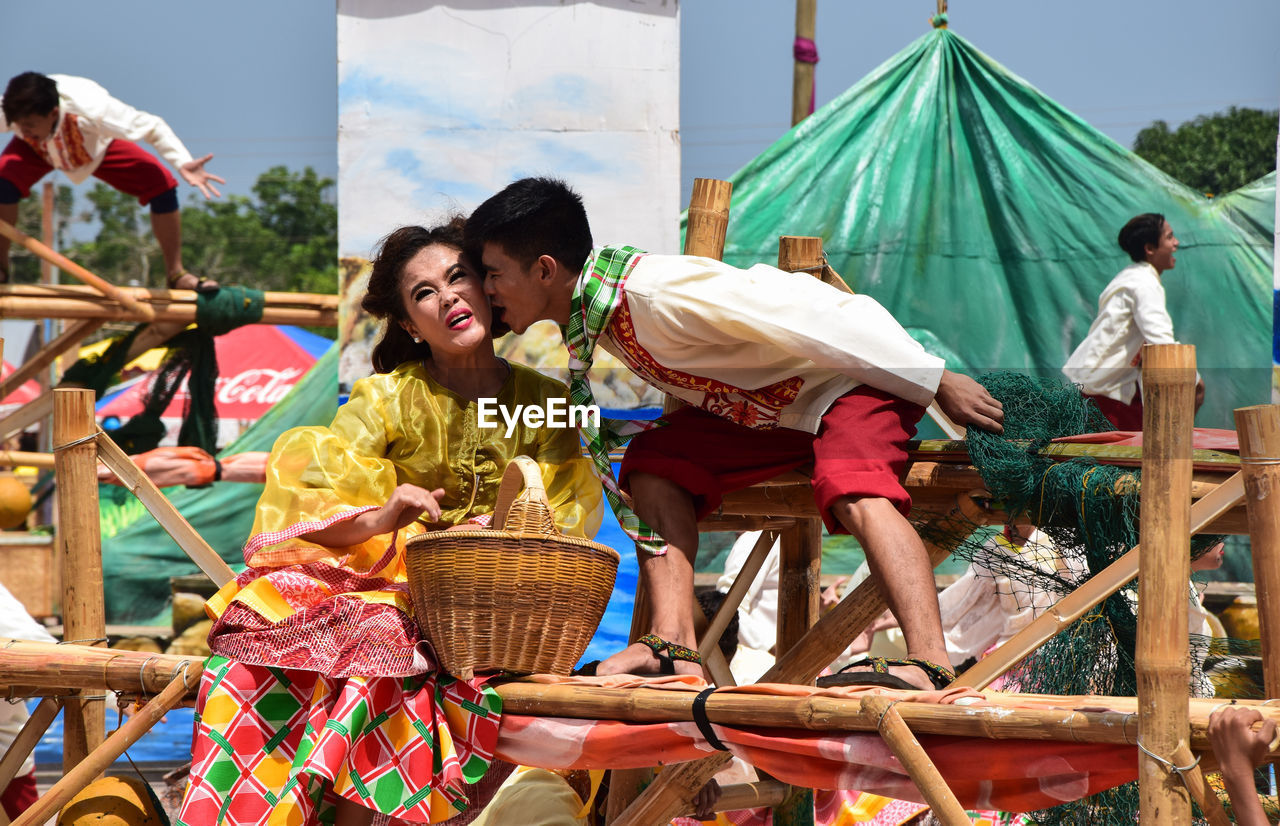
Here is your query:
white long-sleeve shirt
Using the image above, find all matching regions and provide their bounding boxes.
[598,254,945,434]
[1062,261,1177,403]
[0,74,193,183]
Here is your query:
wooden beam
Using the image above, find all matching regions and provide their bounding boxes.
[94,431,235,587]
[0,318,101,402]
[863,696,970,825]
[1234,404,1280,698]
[0,219,155,321]
[791,0,817,127]
[53,388,105,773]
[1136,343,1196,823]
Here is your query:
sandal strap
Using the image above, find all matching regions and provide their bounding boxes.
[637,634,702,664]
[869,657,956,688]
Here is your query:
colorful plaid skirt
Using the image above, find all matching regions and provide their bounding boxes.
[176,656,502,826]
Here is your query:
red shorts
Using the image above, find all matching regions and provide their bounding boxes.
[619,385,926,534]
[0,136,176,204]
[1085,393,1143,431]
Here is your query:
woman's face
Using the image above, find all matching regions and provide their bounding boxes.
[397,243,493,356]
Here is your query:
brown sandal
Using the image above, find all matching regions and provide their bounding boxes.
[167,270,220,293]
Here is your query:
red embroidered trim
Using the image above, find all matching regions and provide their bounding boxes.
[607,295,804,429]
[56,114,93,168]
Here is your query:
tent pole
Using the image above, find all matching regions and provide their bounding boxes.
[791,0,817,126]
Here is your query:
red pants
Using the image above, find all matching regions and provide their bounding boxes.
[0,136,176,205]
[620,385,926,534]
[1085,393,1143,431]
[1,770,37,820]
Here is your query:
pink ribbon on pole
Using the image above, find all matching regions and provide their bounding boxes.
[793,36,819,115]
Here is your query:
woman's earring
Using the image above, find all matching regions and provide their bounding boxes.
[412,336,421,343]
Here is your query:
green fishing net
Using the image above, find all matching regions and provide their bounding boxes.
[917,372,1259,824]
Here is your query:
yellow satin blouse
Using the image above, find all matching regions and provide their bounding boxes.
[242,360,603,572]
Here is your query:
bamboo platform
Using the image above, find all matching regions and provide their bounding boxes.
[0,186,1275,826]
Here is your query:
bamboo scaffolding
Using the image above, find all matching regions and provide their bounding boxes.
[53,388,105,772]
[0,451,53,469]
[1234,404,1280,697]
[0,318,101,402]
[612,495,988,826]
[93,430,235,586]
[0,282,338,310]
[863,696,969,826]
[0,293,335,326]
[1136,344,1196,822]
[0,219,155,321]
[0,392,52,445]
[5,639,1279,756]
[12,671,196,826]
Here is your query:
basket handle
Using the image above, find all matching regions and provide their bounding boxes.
[491,455,552,531]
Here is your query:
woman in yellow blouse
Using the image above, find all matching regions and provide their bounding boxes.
[177,219,601,826]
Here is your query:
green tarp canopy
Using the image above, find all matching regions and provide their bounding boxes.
[100,343,339,623]
[697,28,1272,431]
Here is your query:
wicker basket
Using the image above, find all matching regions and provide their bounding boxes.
[405,455,619,679]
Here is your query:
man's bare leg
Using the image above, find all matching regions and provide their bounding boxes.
[595,472,702,677]
[152,209,218,290]
[0,202,17,281]
[831,495,950,690]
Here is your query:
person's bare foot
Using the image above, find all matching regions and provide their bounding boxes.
[595,635,704,677]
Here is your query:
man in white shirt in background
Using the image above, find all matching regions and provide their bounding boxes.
[0,71,224,291]
[1063,212,1204,429]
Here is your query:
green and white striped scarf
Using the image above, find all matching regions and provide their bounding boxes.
[561,245,667,556]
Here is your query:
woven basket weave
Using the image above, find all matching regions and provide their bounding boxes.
[405,455,619,679]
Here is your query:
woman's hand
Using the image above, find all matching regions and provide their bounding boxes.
[300,484,445,547]
[369,484,447,534]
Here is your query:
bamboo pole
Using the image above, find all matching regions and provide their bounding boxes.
[11,672,195,826]
[94,431,235,586]
[0,219,155,321]
[1233,404,1280,697]
[791,0,817,127]
[0,451,53,469]
[862,697,969,825]
[1172,742,1231,826]
[1136,343,1196,824]
[683,178,733,261]
[0,318,101,402]
[775,236,826,698]
[682,780,787,815]
[953,470,1245,689]
[697,530,777,681]
[609,178,735,821]
[0,282,339,310]
[0,697,59,805]
[3,639,1279,756]
[0,294,334,326]
[53,388,106,773]
[0,391,52,445]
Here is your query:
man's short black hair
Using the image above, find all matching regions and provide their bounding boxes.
[2,72,58,123]
[465,177,593,273]
[1117,213,1166,263]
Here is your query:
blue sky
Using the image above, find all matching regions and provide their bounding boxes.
[4,0,1277,213]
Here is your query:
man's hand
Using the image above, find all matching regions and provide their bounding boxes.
[179,154,225,199]
[934,370,1004,434]
[1208,705,1276,826]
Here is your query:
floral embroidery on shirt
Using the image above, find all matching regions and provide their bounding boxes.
[607,294,803,429]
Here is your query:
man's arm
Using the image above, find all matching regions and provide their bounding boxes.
[1208,706,1275,826]
[84,78,223,198]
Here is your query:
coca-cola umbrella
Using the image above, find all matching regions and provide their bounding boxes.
[96,325,332,441]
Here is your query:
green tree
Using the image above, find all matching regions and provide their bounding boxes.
[63,165,337,298]
[1133,106,1278,196]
